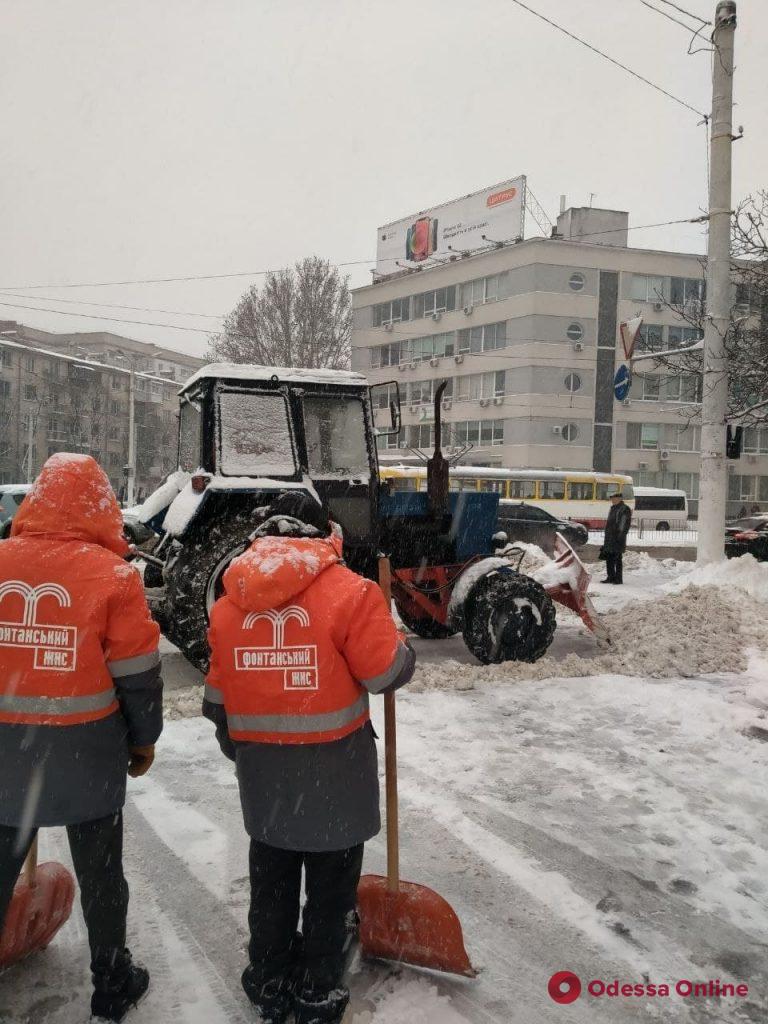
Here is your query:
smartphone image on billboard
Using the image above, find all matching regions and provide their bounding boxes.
[405,216,438,262]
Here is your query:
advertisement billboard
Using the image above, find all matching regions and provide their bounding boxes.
[376,176,526,274]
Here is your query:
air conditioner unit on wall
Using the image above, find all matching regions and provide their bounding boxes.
[653,302,663,312]
[409,362,417,370]
[463,305,474,316]
[432,312,442,322]
[397,363,406,372]
[639,461,648,469]
[479,398,490,408]
[383,322,393,332]
[660,449,671,460]
[493,396,504,406]
[552,425,563,436]
[429,357,439,367]
[622,398,631,406]
[454,354,464,364]
[573,342,584,352]
[442,398,452,410]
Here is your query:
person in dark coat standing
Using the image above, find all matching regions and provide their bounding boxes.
[602,492,632,584]
[203,493,416,1024]
[0,454,163,1022]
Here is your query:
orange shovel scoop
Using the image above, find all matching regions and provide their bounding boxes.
[0,836,75,967]
[356,558,475,978]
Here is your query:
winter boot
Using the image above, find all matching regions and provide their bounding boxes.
[241,966,293,1024]
[90,949,149,1023]
[293,984,350,1024]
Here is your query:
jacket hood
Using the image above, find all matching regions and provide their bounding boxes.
[223,534,342,613]
[12,453,129,556]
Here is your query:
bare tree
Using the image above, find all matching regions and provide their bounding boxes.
[644,192,768,427]
[208,257,352,369]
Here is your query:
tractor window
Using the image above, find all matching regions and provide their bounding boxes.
[303,396,370,478]
[219,391,297,476]
[178,398,202,472]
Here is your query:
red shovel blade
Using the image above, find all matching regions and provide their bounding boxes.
[0,862,76,967]
[357,874,476,977]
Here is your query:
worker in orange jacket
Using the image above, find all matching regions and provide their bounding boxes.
[203,492,415,1024]
[0,454,163,1023]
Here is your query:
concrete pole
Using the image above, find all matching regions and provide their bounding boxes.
[126,368,136,506]
[697,1,736,565]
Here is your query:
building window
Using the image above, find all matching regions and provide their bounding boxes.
[564,373,581,393]
[568,273,585,292]
[561,423,579,442]
[667,325,703,349]
[23,384,36,401]
[630,274,666,303]
[373,296,411,328]
[459,273,507,309]
[110,400,120,415]
[413,286,456,319]
[670,277,705,307]
[455,371,504,402]
[401,332,456,364]
[108,426,120,441]
[635,323,664,352]
[566,322,583,341]
[111,377,122,390]
[25,355,35,371]
[0,350,12,368]
[457,321,507,354]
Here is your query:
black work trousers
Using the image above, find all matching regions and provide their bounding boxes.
[605,553,624,584]
[0,812,128,971]
[247,839,364,994]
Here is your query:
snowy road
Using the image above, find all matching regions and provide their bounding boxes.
[2,560,768,1023]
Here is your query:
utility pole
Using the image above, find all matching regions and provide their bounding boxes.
[697,0,737,565]
[126,368,136,506]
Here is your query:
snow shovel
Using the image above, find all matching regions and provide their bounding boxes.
[356,557,475,978]
[0,835,76,968]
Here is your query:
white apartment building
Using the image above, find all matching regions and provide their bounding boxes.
[352,207,768,518]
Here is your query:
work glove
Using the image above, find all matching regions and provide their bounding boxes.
[128,745,155,778]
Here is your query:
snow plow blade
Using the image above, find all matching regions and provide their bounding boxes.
[537,535,611,645]
[357,875,476,977]
[0,839,75,968]
[357,558,475,979]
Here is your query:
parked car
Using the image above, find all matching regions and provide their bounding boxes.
[495,501,589,555]
[725,516,768,561]
[0,484,31,539]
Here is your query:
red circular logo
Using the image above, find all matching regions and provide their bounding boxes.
[548,971,582,1004]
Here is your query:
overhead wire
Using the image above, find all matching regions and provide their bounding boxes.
[506,0,706,117]
[0,292,226,319]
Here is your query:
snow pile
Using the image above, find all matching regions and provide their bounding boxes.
[162,480,205,536]
[410,584,768,689]
[363,977,469,1023]
[664,553,768,603]
[134,469,189,523]
[588,550,680,575]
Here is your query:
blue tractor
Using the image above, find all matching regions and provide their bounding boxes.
[133,366,603,671]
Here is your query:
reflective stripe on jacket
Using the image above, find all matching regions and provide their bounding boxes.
[206,535,408,744]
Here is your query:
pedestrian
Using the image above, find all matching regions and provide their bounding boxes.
[750,502,761,515]
[0,454,163,1022]
[203,492,415,1024]
[738,504,748,519]
[601,491,632,585]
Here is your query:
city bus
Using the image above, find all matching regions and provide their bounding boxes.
[380,465,634,528]
[632,486,689,531]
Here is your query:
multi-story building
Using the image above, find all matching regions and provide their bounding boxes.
[352,206,768,518]
[0,322,203,498]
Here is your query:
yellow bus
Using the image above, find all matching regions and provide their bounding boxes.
[380,465,634,528]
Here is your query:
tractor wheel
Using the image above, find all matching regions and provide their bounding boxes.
[395,599,458,640]
[462,569,556,665]
[163,511,256,672]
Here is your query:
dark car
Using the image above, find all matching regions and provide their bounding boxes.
[495,501,588,555]
[0,485,31,539]
[725,516,768,561]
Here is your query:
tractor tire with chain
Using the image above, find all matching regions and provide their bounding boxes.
[462,569,556,665]
[163,511,256,672]
[394,599,458,640]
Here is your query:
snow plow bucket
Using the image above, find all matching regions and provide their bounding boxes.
[0,838,75,968]
[537,534,611,645]
[357,559,475,979]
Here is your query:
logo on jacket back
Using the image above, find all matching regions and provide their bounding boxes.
[0,581,77,671]
[236,606,318,691]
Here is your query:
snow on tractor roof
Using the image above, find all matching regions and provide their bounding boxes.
[181,363,368,392]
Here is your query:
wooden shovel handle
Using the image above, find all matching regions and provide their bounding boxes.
[378,557,400,894]
[23,835,38,886]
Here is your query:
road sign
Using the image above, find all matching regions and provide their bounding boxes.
[620,315,643,361]
[614,363,631,402]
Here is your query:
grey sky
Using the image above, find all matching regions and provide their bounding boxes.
[2,0,765,358]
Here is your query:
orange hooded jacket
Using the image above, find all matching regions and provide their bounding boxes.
[0,454,160,726]
[205,533,410,744]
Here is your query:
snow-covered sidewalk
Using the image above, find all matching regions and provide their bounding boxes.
[2,556,767,1023]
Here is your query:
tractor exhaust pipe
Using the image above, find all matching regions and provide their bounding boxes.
[427,380,449,517]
